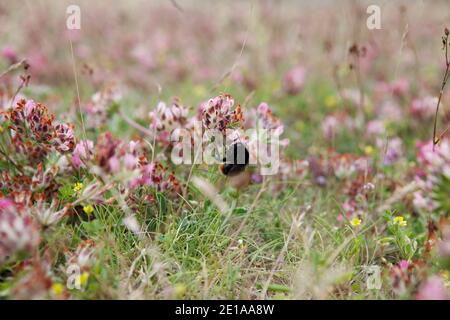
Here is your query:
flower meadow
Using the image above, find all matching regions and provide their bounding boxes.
[0,0,449,300]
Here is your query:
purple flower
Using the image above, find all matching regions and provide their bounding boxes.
[251,173,263,184]
[380,137,404,165]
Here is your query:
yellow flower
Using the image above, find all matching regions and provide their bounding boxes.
[393,216,407,227]
[364,145,374,155]
[0,126,4,133]
[73,182,84,193]
[441,271,450,288]
[83,205,94,215]
[174,284,186,298]
[325,95,337,109]
[350,217,362,227]
[78,272,89,287]
[442,270,449,281]
[51,283,65,296]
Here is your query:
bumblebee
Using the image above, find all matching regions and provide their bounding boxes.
[219,142,250,176]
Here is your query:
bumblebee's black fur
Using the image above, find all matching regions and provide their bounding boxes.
[220,142,249,176]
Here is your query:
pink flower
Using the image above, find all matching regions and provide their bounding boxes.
[201,94,242,133]
[410,96,437,120]
[283,66,306,95]
[399,260,409,270]
[366,120,385,138]
[66,240,97,271]
[128,141,138,153]
[71,155,82,169]
[416,276,448,300]
[53,123,75,153]
[360,44,378,72]
[416,140,446,166]
[5,99,75,166]
[379,137,404,165]
[10,255,53,299]
[84,85,122,129]
[64,29,81,42]
[258,102,270,114]
[75,140,94,159]
[0,199,40,263]
[124,153,138,170]
[391,78,409,97]
[0,198,15,211]
[257,102,284,135]
[149,99,189,145]
[136,162,180,193]
[94,132,119,172]
[24,99,37,116]
[72,140,94,169]
[108,156,120,173]
[413,139,450,212]
[27,51,48,76]
[412,192,433,211]
[131,45,155,70]
[322,115,339,140]
[375,79,409,97]
[1,45,17,63]
[378,100,402,122]
[342,199,356,215]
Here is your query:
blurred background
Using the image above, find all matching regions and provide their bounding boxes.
[1,0,448,90]
[2,0,450,153]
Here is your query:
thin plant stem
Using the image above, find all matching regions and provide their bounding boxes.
[432,30,450,149]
